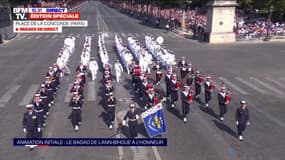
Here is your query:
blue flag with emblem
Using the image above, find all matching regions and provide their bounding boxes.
[141,103,167,138]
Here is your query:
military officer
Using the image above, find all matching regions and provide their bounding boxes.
[235,100,250,141]
[122,103,140,138]
[33,94,46,127]
[106,92,116,129]
[22,104,41,149]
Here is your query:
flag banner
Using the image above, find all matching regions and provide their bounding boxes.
[141,103,167,138]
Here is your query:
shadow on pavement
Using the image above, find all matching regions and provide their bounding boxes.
[213,119,237,138]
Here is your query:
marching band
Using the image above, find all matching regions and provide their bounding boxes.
[22,33,251,150]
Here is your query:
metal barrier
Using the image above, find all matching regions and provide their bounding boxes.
[236,31,285,41]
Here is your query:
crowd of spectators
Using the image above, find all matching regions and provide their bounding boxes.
[111,1,285,40]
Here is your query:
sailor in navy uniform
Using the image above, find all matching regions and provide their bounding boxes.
[177,57,188,79]
[44,76,54,105]
[69,92,83,131]
[122,104,140,138]
[70,81,84,99]
[181,86,192,123]
[39,84,50,116]
[235,100,250,141]
[52,63,61,88]
[106,92,116,129]
[22,104,41,149]
[217,86,228,121]
[164,69,172,100]
[33,94,46,128]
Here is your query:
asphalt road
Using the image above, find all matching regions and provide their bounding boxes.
[0,1,285,160]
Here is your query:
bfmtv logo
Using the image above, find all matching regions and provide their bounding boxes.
[13,8,28,20]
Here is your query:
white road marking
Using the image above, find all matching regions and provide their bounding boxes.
[265,77,285,89]
[219,77,249,95]
[0,85,21,106]
[152,146,162,160]
[64,83,73,102]
[235,77,268,94]
[59,34,66,38]
[44,34,50,39]
[17,34,27,40]
[51,34,58,38]
[26,35,35,39]
[76,34,80,38]
[35,34,42,39]
[250,77,285,96]
[19,84,39,106]
[87,81,96,101]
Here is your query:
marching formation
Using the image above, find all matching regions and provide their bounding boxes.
[22,36,76,149]
[68,36,92,131]
[22,33,250,145]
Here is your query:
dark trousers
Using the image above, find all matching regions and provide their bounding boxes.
[107,107,115,125]
[165,85,170,97]
[128,121,138,138]
[205,91,212,103]
[35,111,45,126]
[41,98,49,114]
[195,84,201,97]
[26,129,39,138]
[171,91,178,104]
[182,103,190,118]
[181,70,187,79]
[219,104,227,117]
[71,109,81,127]
[237,123,246,136]
[156,74,162,84]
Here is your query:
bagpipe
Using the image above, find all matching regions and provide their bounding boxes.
[133,65,141,77]
[188,91,193,103]
[225,88,233,104]
[199,74,205,84]
[175,80,181,90]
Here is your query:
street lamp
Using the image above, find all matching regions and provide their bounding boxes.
[265,5,274,40]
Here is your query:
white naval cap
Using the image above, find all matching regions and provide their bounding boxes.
[240,100,247,104]
[25,104,34,109]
